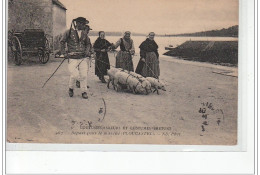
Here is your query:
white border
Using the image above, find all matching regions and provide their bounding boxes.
[3,0,256,174]
[2,0,6,174]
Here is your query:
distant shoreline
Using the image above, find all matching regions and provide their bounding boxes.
[88,25,238,38]
[162,35,238,38]
[157,35,238,38]
[88,34,238,38]
[163,25,238,38]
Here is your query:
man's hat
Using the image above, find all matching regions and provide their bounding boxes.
[85,25,92,30]
[74,17,89,24]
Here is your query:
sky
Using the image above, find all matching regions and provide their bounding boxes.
[59,0,239,35]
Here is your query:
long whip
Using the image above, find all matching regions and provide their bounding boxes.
[42,58,67,88]
[42,19,77,88]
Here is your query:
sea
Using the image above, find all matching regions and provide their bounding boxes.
[88,36,238,55]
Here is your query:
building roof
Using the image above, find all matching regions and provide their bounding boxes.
[52,0,67,10]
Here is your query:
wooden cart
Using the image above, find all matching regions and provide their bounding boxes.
[10,29,50,65]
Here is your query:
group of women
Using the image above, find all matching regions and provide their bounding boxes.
[93,31,160,83]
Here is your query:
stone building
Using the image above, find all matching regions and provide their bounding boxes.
[8,0,67,51]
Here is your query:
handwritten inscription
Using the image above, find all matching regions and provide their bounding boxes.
[199,102,224,135]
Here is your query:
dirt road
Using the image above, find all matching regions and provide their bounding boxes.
[7,53,238,145]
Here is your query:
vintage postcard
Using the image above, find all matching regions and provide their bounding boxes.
[7,0,239,147]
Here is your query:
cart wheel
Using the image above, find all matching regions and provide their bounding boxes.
[39,37,50,64]
[11,36,22,65]
[38,49,50,64]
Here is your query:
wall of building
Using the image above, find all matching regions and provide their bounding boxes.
[52,4,66,37]
[52,4,66,51]
[8,0,53,36]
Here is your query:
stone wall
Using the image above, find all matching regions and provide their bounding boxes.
[8,0,53,36]
[8,0,67,51]
[52,3,66,51]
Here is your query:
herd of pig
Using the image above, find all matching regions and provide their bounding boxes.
[107,68,166,95]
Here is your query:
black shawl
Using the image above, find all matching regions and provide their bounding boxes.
[135,38,159,74]
[93,37,112,50]
[93,37,112,76]
[139,38,159,58]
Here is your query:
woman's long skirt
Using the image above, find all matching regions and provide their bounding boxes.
[95,52,110,77]
[140,52,160,78]
[115,50,134,71]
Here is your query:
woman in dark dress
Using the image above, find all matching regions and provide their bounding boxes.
[135,32,160,78]
[112,31,135,71]
[93,31,112,83]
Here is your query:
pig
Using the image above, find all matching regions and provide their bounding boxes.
[126,75,147,94]
[107,68,122,89]
[129,72,152,95]
[113,71,146,94]
[112,71,128,91]
[145,77,166,95]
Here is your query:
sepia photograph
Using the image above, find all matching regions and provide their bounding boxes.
[7,0,239,145]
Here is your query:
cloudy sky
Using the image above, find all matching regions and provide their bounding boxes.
[59,0,238,35]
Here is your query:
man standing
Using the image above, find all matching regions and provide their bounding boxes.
[76,24,93,88]
[60,17,91,99]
